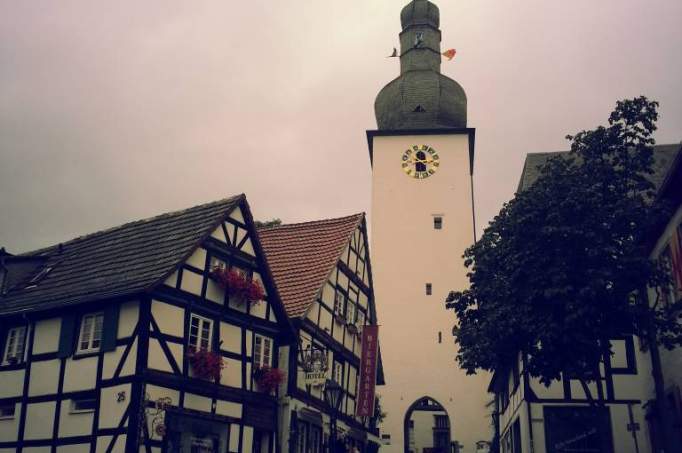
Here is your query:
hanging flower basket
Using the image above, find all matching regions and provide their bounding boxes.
[253,366,285,394]
[211,267,264,306]
[187,348,224,382]
[346,323,358,335]
[334,312,347,324]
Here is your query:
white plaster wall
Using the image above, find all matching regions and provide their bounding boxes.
[151,300,184,337]
[63,356,97,392]
[99,384,131,429]
[180,270,203,296]
[186,247,207,270]
[32,318,61,354]
[58,406,93,437]
[102,340,137,380]
[242,425,254,453]
[216,400,242,418]
[220,322,242,354]
[24,401,56,440]
[0,369,24,398]
[23,448,50,453]
[229,424,240,452]
[223,357,243,388]
[28,359,59,396]
[145,385,181,405]
[118,301,139,338]
[371,133,490,453]
[184,393,213,412]
[96,433,126,453]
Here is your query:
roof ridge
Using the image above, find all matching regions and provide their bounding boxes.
[20,194,244,256]
[258,212,364,231]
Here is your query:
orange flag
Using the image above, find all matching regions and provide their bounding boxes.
[442,48,456,60]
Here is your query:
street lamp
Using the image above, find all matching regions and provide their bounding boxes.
[324,379,344,453]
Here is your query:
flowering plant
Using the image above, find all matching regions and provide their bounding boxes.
[187,348,224,382]
[253,366,285,393]
[211,267,264,305]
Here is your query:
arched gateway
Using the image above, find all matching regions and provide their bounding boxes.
[404,397,452,453]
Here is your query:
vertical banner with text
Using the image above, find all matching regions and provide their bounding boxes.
[356,325,379,417]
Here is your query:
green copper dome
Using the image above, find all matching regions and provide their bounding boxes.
[375,0,467,130]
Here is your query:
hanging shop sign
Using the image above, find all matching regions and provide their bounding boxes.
[356,325,379,417]
[302,347,329,386]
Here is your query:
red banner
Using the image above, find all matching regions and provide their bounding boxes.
[356,325,379,417]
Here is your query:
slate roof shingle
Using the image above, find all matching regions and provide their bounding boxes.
[517,144,682,192]
[258,214,365,318]
[0,195,243,316]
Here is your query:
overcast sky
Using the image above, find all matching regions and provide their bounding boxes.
[1,0,681,253]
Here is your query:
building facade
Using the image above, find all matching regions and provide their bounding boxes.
[368,1,490,453]
[258,214,384,453]
[491,144,682,453]
[0,195,295,453]
[643,145,682,452]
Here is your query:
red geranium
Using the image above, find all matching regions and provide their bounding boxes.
[187,348,224,382]
[253,366,285,393]
[211,267,264,305]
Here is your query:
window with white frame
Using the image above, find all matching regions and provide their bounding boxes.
[334,290,345,316]
[3,326,27,365]
[254,334,273,368]
[189,314,213,352]
[77,313,104,354]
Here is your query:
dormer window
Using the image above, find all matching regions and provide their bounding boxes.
[25,266,53,289]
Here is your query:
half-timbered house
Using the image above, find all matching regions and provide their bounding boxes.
[0,195,295,453]
[258,214,385,453]
[488,144,682,453]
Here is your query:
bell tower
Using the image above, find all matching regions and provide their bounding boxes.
[368,1,490,452]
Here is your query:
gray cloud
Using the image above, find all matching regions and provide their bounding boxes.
[1,0,681,252]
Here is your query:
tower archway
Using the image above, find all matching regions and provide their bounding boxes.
[403,397,451,453]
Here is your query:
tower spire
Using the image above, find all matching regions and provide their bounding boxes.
[375,0,467,130]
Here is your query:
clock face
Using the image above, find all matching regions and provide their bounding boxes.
[401,145,440,179]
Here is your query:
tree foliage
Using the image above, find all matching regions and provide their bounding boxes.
[446,97,681,392]
[254,218,282,228]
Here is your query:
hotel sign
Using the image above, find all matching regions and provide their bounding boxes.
[302,347,329,386]
[356,325,379,417]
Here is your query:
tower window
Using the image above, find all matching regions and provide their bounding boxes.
[434,216,443,230]
[425,283,432,295]
[438,331,442,344]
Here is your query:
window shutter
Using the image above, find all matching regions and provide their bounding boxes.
[101,304,120,352]
[57,314,77,358]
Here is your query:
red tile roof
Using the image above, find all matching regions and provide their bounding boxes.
[257,214,364,318]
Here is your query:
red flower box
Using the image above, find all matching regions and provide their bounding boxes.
[211,267,264,306]
[253,366,285,393]
[187,348,224,382]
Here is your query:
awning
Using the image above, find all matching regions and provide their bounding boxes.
[298,408,323,427]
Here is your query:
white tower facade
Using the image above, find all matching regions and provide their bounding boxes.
[369,2,490,453]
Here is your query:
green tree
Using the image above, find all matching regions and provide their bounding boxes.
[446,97,681,407]
[254,218,282,228]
